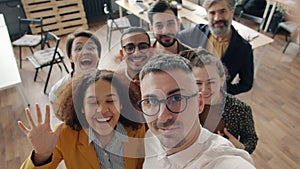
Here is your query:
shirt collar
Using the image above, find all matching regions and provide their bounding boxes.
[125,67,134,81]
[88,122,129,146]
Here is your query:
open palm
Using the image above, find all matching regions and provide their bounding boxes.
[18,104,63,163]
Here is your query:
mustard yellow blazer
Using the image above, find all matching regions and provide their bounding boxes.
[21,124,146,169]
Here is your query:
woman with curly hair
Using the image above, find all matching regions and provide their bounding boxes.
[18,70,146,169]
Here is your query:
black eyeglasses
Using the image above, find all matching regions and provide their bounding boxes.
[137,92,198,116]
[122,42,150,54]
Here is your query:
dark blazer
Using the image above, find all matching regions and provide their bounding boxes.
[178,24,254,95]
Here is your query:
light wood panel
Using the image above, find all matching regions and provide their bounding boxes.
[0,17,299,168]
[21,0,88,36]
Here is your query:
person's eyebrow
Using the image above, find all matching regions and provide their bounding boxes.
[154,21,163,25]
[167,19,176,23]
[105,93,118,98]
[167,88,182,95]
[86,93,117,99]
[196,78,217,82]
[216,8,227,13]
[142,88,182,98]
[142,94,157,98]
[74,41,84,45]
[208,7,226,13]
[123,42,134,46]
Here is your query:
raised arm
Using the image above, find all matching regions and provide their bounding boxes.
[18,104,63,166]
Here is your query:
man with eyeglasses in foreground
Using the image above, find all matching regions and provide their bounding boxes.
[138,54,256,168]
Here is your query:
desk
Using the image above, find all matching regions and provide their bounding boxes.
[262,0,296,32]
[0,14,29,107]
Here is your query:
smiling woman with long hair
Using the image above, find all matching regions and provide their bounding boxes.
[18,70,145,169]
[180,48,258,154]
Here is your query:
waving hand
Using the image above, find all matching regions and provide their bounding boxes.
[18,104,63,165]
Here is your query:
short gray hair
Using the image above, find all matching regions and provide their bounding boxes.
[202,0,236,10]
[139,54,193,81]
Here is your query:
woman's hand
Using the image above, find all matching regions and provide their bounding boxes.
[18,104,63,165]
[218,128,245,150]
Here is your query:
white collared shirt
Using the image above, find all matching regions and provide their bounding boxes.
[143,127,256,169]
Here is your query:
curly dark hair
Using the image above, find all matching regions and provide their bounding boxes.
[57,69,142,131]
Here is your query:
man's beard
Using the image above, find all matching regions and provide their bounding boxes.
[209,19,231,36]
[154,119,186,148]
[156,34,177,47]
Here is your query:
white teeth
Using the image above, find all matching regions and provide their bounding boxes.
[202,93,212,97]
[130,56,145,62]
[81,58,91,62]
[96,117,111,122]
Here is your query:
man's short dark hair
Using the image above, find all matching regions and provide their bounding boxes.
[120,27,150,46]
[148,0,178,24]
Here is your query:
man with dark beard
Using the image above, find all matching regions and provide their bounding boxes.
[148,0,190,54]
[178,0,254,95]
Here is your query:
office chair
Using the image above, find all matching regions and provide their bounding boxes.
[236,7,265,32]
[272,21,299,53]
[12,17,44,69]
[27,31,69,93]
[237,11,264,32]
[104,3,130,50]
[236,0,266,32]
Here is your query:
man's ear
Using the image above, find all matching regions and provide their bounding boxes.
[221,75,226,88]
[81,106,85,115]
[177,18,181,30]
[119,49,127,61]
[69,54,74,62]
[230,8,235,17]
[198,92,204,114]
[119,49,123,56]
[150,25,153,32]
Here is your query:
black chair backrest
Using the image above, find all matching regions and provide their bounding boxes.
[42,31,60,50]
[18,17,43,37]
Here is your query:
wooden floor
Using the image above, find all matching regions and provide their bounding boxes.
[0,18,300,169]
